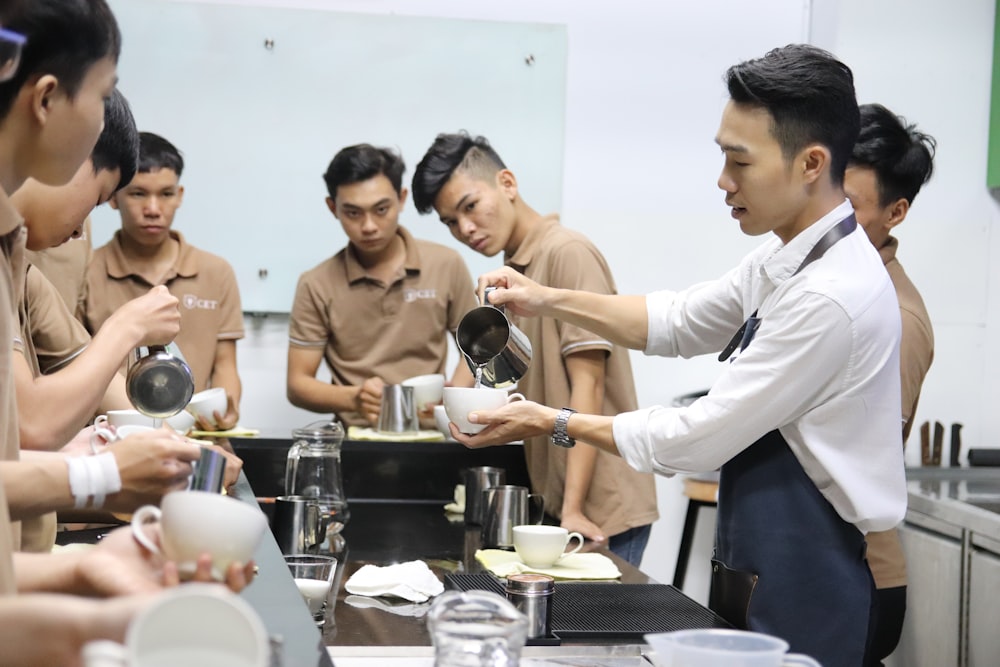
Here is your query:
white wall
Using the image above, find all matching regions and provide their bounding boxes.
[124,0,1000,595]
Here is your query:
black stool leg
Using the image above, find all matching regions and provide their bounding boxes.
[673,499,703,588]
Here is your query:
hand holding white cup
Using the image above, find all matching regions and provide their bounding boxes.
[131,490,266,581]
[442,387,525,434]
[513,525,585,568]
[185,387,228,427]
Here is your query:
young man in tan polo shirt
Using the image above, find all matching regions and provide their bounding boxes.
[288,143,477,428]
[0,3,250,661]
[844,102,936,666]
[412,133,658,565]
[84,131,245,430]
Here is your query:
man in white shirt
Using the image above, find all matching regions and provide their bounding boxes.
[447,45,906,667]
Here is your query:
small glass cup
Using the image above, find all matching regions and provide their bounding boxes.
[284,554,338,625]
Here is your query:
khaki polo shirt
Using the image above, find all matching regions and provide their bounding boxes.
[289,226,477,426]
[865,236,934,591]
[0,184,24,591]
[25,216,92,319]
[84,230,245,392]
[505,215,659,538]
[13,267,89,552]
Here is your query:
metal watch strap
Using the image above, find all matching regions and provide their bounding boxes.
[551,407,577,448]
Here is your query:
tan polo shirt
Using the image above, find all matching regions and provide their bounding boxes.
[865,236,934,590]
[0,184,25,591]
[505,215,659,538]
[13,267,90,552]
[289,226,477,426]
[25,216,92,319]
[84,230,245,392]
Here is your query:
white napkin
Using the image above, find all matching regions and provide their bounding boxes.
[344,560,444,603]
[443,484,465,515]
[344,594,431,618]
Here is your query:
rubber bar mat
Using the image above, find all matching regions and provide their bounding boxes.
[444,573,730,638]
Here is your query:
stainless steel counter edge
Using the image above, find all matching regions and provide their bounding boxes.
[327,644,648,658]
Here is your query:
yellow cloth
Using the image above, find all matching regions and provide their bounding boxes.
[475,548,621,580]
[347,426,444,442]
[189,427,260,438]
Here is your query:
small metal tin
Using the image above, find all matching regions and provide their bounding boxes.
[505,573,554,638]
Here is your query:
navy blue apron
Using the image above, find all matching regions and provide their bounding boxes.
[711,215,875,667]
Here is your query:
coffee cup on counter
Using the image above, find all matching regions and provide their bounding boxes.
[513,525,584,568]
[131,490,266,580]
[443,388,525,435]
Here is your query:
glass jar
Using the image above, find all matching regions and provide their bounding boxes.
[427,590,528,667]
[285,420,349,549]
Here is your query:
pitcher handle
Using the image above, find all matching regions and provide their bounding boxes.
[783,654,822,667]
[483,286,503,312]
[528,493,545,524]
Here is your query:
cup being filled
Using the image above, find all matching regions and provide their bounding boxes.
[442,387,525,435]
[512,525,585,568]
[284,554,338,625]
[131,490,267,580]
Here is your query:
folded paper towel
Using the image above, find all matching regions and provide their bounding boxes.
[344,594,430,618]
[344,560,444,603]
[443,484,465,515]
[476,549,622,580]
[347,426,445,442]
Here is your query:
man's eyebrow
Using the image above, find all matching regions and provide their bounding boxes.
[715,138,749,153]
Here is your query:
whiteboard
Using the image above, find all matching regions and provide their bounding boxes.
[93,0,568,312]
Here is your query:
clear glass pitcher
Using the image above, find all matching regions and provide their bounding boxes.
[285,420,349,547]
[428,590,528,667]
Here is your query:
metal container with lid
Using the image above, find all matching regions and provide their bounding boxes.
[505,573,554,639]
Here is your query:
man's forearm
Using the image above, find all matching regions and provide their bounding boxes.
[288,375,360,415]
[543,290,649,351]
[0,454,72,519]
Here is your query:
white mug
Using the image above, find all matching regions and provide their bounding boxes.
[89,423,157,454]
[131,490,267,580]
[442,388,525,434]
[512,525,584,568]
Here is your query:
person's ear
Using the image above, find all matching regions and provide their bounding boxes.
[800,144,830,185]
[497,169,518,202]
[397,187,409,209]
[325,196,339,218]
[175,184,185,208]
[886,197,909,229]
[108,192,121,210]
[30,75,61,126]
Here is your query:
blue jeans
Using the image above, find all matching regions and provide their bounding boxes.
[608,524,652,567]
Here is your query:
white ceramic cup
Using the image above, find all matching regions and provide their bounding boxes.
[512,525,585,568]
[104,409,157,428]
[442,387,525,435]
[433,404,452,436]
[401,373,446,412]
[89,423,157,453]
[131,490,267,580]
[126,584,269,667]
[165,409,197,434]
[186,387,228,426]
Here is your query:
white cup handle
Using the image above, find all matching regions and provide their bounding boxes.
[94,415,109,427]
[89,426,117,454]
[783,655,822,667]
[506,392,526,403]
[559,532,585,559]
[130,505,163,555]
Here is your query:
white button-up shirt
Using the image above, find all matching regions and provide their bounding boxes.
[613,201,907,533]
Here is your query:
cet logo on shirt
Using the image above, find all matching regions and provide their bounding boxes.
[182,293,219,310]
[404,288,437,303]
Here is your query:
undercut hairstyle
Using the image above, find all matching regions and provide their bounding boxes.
[850,103,936,206]
[725,44,859,186]
[137,131,184,177]
[322,143,405,200]
[412,132,506,214]
[91,89,138,193]
[0,0,121,120]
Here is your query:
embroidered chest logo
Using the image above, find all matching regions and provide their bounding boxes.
[183,293,219,310]
[404,288,437,303]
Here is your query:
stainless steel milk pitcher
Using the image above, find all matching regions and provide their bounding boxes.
[126,345,195,418]
[456,287,532,388]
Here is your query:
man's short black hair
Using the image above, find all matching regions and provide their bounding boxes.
[137,131,184,177]
[411,132,506,214]
[725,44,859,186]
[322,144,406,201]
[91,88,138,193]
[0,0,121,120]
[850,103,936,207]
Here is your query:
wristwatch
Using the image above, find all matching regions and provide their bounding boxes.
[551,407,577,448]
